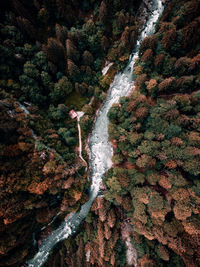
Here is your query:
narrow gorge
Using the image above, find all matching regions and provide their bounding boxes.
[28,1,164,266]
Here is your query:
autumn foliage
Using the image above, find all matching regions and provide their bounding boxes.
[1,0,200,266]
[103,0,200,265]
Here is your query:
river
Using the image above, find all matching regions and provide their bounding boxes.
[27,0,164,266]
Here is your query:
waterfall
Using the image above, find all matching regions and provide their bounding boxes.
[27,1,164,266]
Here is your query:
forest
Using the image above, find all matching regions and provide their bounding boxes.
[0,0,199,266]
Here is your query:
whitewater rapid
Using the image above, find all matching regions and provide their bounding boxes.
[27,1,164,266]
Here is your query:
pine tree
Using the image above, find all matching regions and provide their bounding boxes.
[66,39,79,61]
[67,59,80,77]
[16,17,36,39]
[82,50,94,66]
[43,38,65,64]
[99,1,107,24]
[55,24,67,44]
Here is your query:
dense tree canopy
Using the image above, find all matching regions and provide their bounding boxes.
[1,0,199,266]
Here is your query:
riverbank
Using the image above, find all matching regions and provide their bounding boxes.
[27,1,167,266]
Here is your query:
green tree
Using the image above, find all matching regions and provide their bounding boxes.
[50,76,73,103]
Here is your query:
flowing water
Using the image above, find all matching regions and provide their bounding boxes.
[27,1,164,266]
